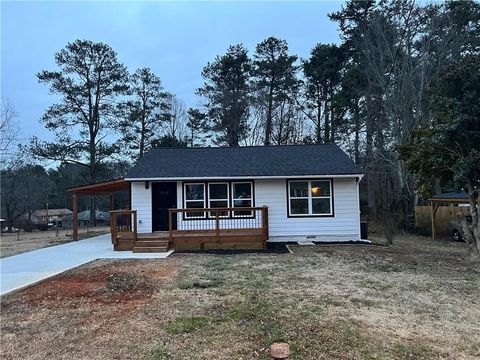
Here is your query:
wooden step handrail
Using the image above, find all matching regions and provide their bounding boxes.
[109,210,137,245]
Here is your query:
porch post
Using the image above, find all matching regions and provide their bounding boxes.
[263,206,269,240]
[168,210,173,244]
[72,192,78,241]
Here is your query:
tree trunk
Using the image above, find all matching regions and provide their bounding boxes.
[353,104,360,164]
[139,125,145,157]
[265,82,274,145]
[365,97,376,219]
[139,106,146,157]
[460,186,480,257]
[316,97,322,143]
[89,145,96,227]
[330,107,335,143]
[324,100,330,143]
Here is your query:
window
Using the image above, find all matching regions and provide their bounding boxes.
[232,182,253,217]
[288,179,332,216]
[184,183,206,218]
[183,181,255,220]
[208,183,229,218]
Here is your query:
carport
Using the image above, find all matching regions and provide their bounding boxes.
[430,192,469,241]
[66,179,130,241]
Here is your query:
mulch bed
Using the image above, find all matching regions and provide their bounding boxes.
[173,242,293,254]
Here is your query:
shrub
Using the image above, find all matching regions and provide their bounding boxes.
[382,217,399,245]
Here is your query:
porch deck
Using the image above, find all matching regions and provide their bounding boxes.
[110,207,269,252]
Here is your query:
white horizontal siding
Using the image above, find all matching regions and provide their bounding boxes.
[131,182,152,233]
[255,178,360,241]
[131,178,361,241]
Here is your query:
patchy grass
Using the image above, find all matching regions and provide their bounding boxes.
[147,343,171,360]
[349,297,378,307]
[1,234,479,359]
[165,316,211,334]
[0,226,109,258]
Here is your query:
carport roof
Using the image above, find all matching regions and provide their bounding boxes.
[67,178,129,195]
[430,192,469,203]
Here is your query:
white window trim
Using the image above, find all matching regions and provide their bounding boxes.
[183,182,206,219]
[207,182,230,218]
[232,181,254,218]
[288,179,333,216]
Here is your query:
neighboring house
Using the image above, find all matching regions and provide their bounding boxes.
[31,208,72,224]
[63,210,110,228]
[68,144,364,252]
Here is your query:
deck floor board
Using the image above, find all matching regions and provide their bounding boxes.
[116,230,266,251]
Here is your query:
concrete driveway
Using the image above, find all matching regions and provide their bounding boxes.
[0,233,173,296]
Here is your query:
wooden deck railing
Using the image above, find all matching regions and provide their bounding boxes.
[168,206,269,243]
[110,210,137,245]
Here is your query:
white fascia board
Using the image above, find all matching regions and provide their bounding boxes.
[125,174,364,182]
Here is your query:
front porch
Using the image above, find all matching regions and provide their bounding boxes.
[110,207,269,252]
[68,179,269,252]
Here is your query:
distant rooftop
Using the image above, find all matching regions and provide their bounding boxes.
[32,209,72,216]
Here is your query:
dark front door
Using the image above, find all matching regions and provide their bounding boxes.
[152,182,177,231]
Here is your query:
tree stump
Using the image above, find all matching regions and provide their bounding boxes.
[270,342,290,359]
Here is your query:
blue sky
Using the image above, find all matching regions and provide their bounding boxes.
[1,1,342,141]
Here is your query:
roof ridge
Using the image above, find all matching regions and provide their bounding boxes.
[151,143,339,151]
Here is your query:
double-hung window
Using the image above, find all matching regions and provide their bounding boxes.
[288,179,332,216]
[208,183,229,218]
[184,183,206,218]
[183,181,254,219]
[232,182,253,217]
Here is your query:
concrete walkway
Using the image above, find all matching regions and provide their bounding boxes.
[0,234,173,296]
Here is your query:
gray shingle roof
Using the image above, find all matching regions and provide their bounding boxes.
[126,144,362,179]
[32,209,72,217]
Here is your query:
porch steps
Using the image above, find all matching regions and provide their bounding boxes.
[133,237,170,253]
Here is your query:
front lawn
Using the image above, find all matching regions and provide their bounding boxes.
[1,235,479,359]
[0,226,110,258]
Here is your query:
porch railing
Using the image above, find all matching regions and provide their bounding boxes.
[110,210,137,245]
[168,206,269,243]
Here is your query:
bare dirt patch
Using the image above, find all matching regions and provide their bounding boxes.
[1,234,479,359]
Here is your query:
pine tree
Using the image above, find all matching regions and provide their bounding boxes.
[251,37,298,145]
[197,45,251,146]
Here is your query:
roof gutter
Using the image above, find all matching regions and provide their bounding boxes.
[125,174,364,181]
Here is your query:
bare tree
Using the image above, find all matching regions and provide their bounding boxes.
[163,95,187,140]
[0,100,23,172]
[330,0,480,226]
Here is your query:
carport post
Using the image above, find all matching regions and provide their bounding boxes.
[72,192,78,241]
[431,201,439,241]
[109,194,114,212]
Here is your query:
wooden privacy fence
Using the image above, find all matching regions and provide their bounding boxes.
[415,205,470,237]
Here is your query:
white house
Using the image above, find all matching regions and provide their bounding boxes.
[68,144,364,251]
[120,144,363,250]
